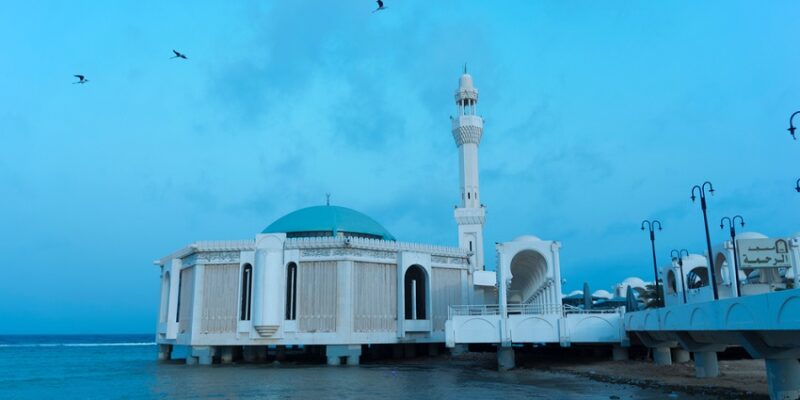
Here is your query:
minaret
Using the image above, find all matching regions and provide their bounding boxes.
[451,68,486,270]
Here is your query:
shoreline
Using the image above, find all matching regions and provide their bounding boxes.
[521,358,770,399]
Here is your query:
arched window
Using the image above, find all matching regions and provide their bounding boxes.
[175,273,182,323]
[285,262,297,320]
[404,265,427,320]
[240,264,253,321]
[666,270,677,294]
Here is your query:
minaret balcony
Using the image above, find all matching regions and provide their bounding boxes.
[451,116,484,146]
[451,115,483,130]
[454,207,486,225]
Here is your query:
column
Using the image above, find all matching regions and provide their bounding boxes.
[652,347,672,365]
[220,346,234,364]
[672,348,690,363]
[694,352,719,378]
[158,344,172,361]
[497,346,515,371]
[765,359,800,400]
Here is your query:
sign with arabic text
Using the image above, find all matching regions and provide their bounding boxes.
[736,238,792,269]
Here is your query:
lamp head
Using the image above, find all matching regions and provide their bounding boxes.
[790,125,797,140]
[690,194,696,202]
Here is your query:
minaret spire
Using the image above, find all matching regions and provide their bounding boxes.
[451,68,486,270]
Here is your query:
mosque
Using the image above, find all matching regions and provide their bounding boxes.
[152,71,800,399]
[153,71,563,365]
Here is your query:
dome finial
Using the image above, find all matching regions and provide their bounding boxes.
[326,193,331,206]
[464,63,467,74]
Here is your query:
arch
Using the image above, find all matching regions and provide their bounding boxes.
[508,250,549,305]
[777,296,800,324]
[573,316,618,342]
[725,303,755,327]
[285,262,297,320]
[666,270,677,294]
[690,307,711,329]
[714,252,728,285]
[686,266,709,289]
[159,272,171,323]
[404,265,427,320]
[239,264,253,321]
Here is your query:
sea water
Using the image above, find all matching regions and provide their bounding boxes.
[0,335,705,399]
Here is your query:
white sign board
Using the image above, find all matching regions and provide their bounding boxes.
[737,238,792,269]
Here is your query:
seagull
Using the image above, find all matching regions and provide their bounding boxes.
[372,0,386,13]
[170,49,188,60]
[73,75,88,84]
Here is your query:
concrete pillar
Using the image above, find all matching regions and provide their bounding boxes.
[693,352,719,378]
[185,354,198,365]
[326,345,361,367]
[611,345,629,361]
[765,358,800,400]
[192,346,214,366]
[327,355,342,366]
[346,355,360,366]
[672,348,691,363]
[450,344,468,356]
[220,346,234,364]
[158,344,172,361]
[497,346,515,371]
[652,347,672,366]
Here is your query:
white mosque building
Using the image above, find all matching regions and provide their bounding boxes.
[153,71,567,365]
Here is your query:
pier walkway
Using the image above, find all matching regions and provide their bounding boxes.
[625,288,800,399]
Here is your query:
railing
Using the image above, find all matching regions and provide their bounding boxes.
[448,304,501,318]
[562,304,622,315]
[448,304,623,319]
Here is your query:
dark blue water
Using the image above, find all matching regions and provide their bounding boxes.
[0,335,704,399]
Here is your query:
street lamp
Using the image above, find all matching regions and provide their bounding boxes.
[788,111,800,140]
[670,249,689,304]
[720,216,745,297]
[796,178,799,193]
[691,181,719,300]
[641,219,663,307]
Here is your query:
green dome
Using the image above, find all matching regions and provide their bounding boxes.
[262,205,396,241]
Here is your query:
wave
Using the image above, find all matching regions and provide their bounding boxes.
[0,342,156,348]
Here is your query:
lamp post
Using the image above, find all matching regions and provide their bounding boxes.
[789,112,799,192]
[641,220,663,307]
[788,111,799,140]
[670,249,689,304]
[691,181,719,300]
[720,216,745,297]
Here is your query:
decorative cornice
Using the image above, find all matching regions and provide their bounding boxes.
[286,236,468,259]
[182,251,241,266]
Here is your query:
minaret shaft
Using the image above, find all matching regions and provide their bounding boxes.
[451,72,486,271]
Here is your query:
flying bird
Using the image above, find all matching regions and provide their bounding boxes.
[372,0,386,13]
[171,50,188,60]
[73,75,88,84]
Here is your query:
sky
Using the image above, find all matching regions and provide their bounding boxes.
[0,1,798,334]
